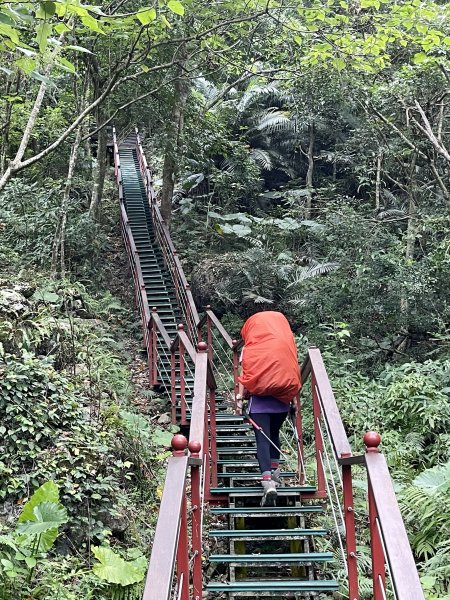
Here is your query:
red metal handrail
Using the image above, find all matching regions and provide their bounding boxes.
[301,347,425,600]
[142,342,214,600]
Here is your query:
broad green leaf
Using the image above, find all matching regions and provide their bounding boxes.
[81,14,105,34]
[37,2,56,18]
[0,23,20,44]
[167,0,185,16]
[137,8,156,25]
[19,481,59,522]
[17,46,36,56]
[0,12,15,26]
[54,23,71,34]
[42,2,56,17]
[36,22,52,52]
[17,502,67,536]
[413,462,450,494]
[161,14,172,28]
[333,57,346,70]
[151,428,173,447]
[15,57,37,74]
[413,52,428,64]
[92,546,146,586]
[65,44,93,53]
[57,57,76,73]
[32,290,59,303]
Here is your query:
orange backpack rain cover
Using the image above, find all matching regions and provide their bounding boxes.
[238,311,301,404]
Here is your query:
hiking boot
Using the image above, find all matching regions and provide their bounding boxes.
[261,479,277,506]
[271,467,284,487]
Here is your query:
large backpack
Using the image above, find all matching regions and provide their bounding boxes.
[238,311,301,404]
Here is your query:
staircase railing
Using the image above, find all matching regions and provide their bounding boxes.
[112,127,152,367]
[301,347,424,600]
[143,340,215,600]
[135,129,200,344]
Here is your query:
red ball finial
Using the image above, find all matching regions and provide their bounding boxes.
[198,341,207,352]
[172,434,188,455]
[232,339,238,346]
[206,305,211,310]
[152,306,157,312]
[178,323,184,330]
[188,440,201,456]
[364,431,381,452]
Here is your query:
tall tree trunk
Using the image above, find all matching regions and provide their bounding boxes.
[51,125,84,277]
[160,72,189,226]
[304,122,315,219]
[0,74,21,174]
[0,79,48,190]
[89,110,107,220]
[398,152,418,345]
[375,148,382,210]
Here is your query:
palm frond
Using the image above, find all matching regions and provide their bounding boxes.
[286,262,339,288]
[243,291,274,304]
[250,148,273,170]
[376,209,407,220]
[255,109,294,133]
[237,84,283,113]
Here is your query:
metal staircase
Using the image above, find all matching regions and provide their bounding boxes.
[113,128,425,600]
[206,413,338,598]
[118,143,195,411]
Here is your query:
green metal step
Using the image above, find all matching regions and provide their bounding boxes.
[217,472,296,479]
[210,485,316,495]
[216,437,254,444]
[216,425,252,431]
[208,552,333,564]
[210,505,323,516]
[209,527,328,539]
[205,580,338,594]
[216,448,257,454]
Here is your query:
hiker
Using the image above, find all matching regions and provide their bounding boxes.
[236,311,301,506]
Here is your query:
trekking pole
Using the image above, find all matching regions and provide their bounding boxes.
[288,409,307,484]
[243,407,290,461]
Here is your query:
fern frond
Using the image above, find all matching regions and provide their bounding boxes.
[250,148,273,170]
[255,109,294,133]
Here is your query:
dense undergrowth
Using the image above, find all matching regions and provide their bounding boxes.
[0,184,174,599]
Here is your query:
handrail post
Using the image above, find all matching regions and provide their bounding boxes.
[311,372,326,496]
[176,493,189,600]
[206,306,213,362]
[171,335,177,424]
[365,432,386,600]
[171,434,189,600]
[295,395,306,485]
[179,324,187,426]
[189,440,203,600]
[185,284,192,340]
[150,308,158,386]
[209,386,218,488]
[342,462,359,599]
[232,340,240,409]
[196,341,211,501]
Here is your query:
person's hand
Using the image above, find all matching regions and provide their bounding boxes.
[289,402,298,417]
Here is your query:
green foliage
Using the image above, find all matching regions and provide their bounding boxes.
[0,179,110,275]
[0,481,67,596]
[400,462,450,594]
[92,546,146,586]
